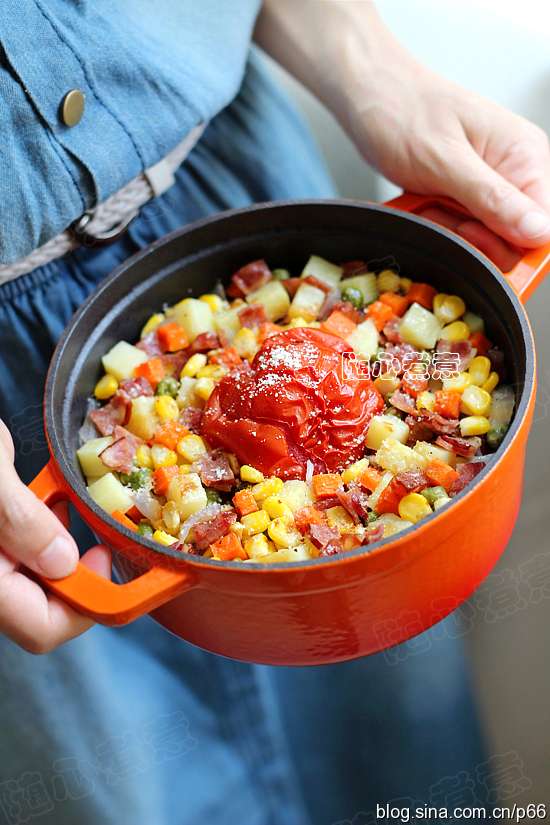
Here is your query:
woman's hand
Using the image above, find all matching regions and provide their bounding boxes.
[0,420,111,653]
[255,0,550,263]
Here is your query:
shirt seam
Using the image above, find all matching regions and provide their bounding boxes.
[45,129,86,212]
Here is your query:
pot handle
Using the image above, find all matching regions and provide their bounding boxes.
[384,192,550,303]
[28,461,196,626]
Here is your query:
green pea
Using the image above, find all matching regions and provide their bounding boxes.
[341,286,363,310]
[205,488,223,505]
[128,467,152,490]
[137,523,155,537]
[272,268,291,281]
[156,377,180,398]
[421,486,448,507]
[118,472,131,486]
[367,512,378,524]
[486,426,507,450]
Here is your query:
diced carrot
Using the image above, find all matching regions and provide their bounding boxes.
[134,358,165,387]
[294,505,328,534]
[469,331,493,357]
[151,465,180,495]
[210,532,247,561]
[365,300,395,332]
[357,467,382,492]
[111,509,139,532]
[401,372,429,398]
[320,310,358,339]
[233,488,259,518]
[209,347,243,368]
[378,291,409,317]
[153,420,191,452]
[258,322,284,344]
[406,282,438,310]
[424,458,459,492]
[312,473,344,499]
[126,505,144,523]
[157,322,189,352]
[375,477,408,515]
[434,390,461,419]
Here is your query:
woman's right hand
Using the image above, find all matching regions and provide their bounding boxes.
[0,420,112,653]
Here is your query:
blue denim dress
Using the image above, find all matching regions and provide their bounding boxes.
[0,55,489,825]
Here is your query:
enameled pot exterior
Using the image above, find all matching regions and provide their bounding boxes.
[30,198,545,665]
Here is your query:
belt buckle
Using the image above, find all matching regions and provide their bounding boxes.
[71,208,139,249]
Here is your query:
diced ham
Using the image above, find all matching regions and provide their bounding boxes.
[435,434,482,458]
[331,301,365,325]
[194,509,238,552]
[486,347,507,381]
[307,523,342,555]
[282,278,302,298]
[436,338,473,374]
[161,352,187,377]
[119,377,154,398]
[89,391,131,436]
[340,260,368,277]
[229,260,272,297]
[383,316,404,345]
[99,426,142,474]
[238,304,269,330]
[449,461,485,495]
[136,331,164,357]
[179,407,203,433]
[195,449,235,491]
[186,332,220,354]
[395,469,430,494]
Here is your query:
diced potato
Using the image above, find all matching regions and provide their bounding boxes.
[301,255,343,288]
[166,472,207,520]
[232,328,258,360]
[375,437,429,474]
[339,272,378,305]
[77,436,114,478]
[169,298,214,343]
[243,533,273,560]
[88,473,134,515]
[260,543,314,563]
[279,480,315,513]
[367,471,393,511]
[378,513,411,538]
[287,283,326,322]
[399,302,443,350]
[126,396,161,441]
[325,506,357,533]
[247,281,290,322]
[413,441,458,469]
[365,415,410,451]
[175,376,204,410]
[212,305,243,343]
[346,318,379,359]
[102,341,149,382]
[462,310,485,334]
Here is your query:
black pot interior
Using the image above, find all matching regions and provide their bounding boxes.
[45,200,535,560]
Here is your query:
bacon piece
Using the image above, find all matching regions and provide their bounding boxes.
[331,300,365,325]
[389,390,417,415]
[179,407,203,434]
[436,338,473,373]
[89,391,131,436]
[383,316,404,345]
[307,523,342,555]
[303,274,331,294]
[381,343,420,375]
[136,331,164,357]
[186,332,220,355]
[449,461,485,495]
[119,377,154,398]
[362,522,384,544]
[195,449,235,491]
[282,278,302,298]
[335,488,362,524]
[194,509,238,552]
[238,304,268,330]
[99,426,142,474]
[340,260,368,277]
[313,496,341,512]
[161,352,187,377]
[395,469,430,494]
[486,347,507,381]
[435,434,482,458]
[416,412,459,437]
[405,415,435,444]
[230,260,272,298]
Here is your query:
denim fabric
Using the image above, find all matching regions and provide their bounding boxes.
[0,54,489,825]
[0,0,261,263]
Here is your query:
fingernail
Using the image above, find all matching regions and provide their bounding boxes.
[37,537,78,578]
[518,211,550,239]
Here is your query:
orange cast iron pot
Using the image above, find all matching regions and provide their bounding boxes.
[29,195,550,666]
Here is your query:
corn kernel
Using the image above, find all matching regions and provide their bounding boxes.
[162,501,181,534]
[196,365,227,380]
[325,505,357,533]
[287,317,309,328]
[416,391,436,412]
[198,294,224,313]
[433,294,466,325]
[177,434,207,463]
[94,374,119,400]
[154,395,180,420]
[233,328,259,360]
[181,353,207,377]
[228,522,245,541]
[439,320,470,341]
[153,529,178,546]
[459,415,491,436]
[195,377,216,401]
[140,312,165,339]
[377,269,401,292]
[268,517,302,548]
[151,444,178,469]
[442,372,473,393]
[468,356,491,387]
[460,385,492,417]
[243,533,272,559]
[179,464,192,475]
[481,371,499,393]
[262,495,294,521]
[374,373,401,398]
[398,492,433,523]
[399,277,413,294]
[251,477,284,501]
[241,509,271,537]
[342,458,371,485]
[240,465,264,483]
[135,444,154,470]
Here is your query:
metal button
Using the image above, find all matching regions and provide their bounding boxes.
[61,89,85,127]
